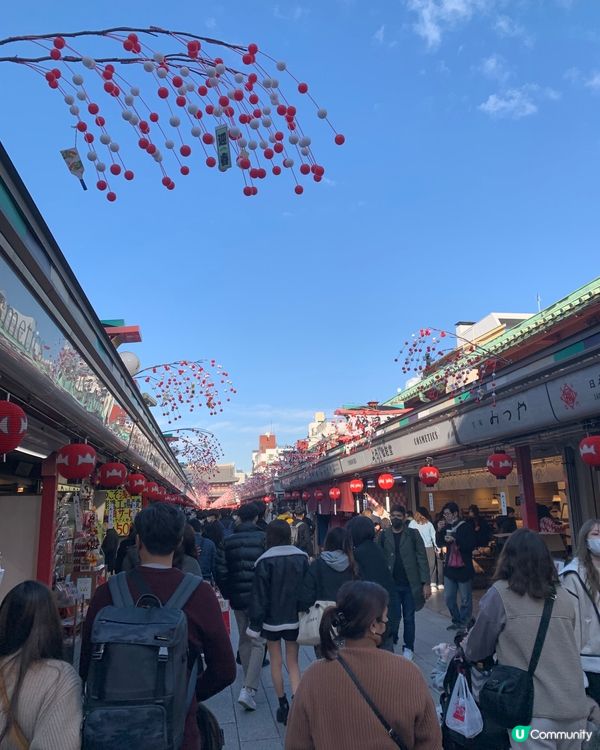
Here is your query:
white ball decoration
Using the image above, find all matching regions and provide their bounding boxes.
[122,110,133,121]
[100,133,111,145]
[177,86,186,95]
[289,134,300,145]
[180,67,190,77]
[229,127,241,139]
[259,140,268,150]
[76,91,87,101]
[69,105,80,116]
[64,95,75,105]
[143,61,155,72]
[299,136,312,147]
[82,56,96,69]
[124,95,135,106]
[153,52,165,62]
[214,106,223,117]
[188,104,199,115]
[130,86,140,96]
[249,118,260,130]
[271,78,279,89]
[119,351,141,376]
[263,78,272,88]
[263,106,272,115]
[209,77,219,88]
[270,94,280,105]
[301,147,310,156]
[234,73,244,83]
[165,139,175,149]
[169,116,181,127]
[186,82,195,92]
[215,63,226,75]
[87,151,98,161]
[283,158,294,168]
[153,151,163,162]
[238,137,248,148]
[317,108,328,119]
[248,140,258,150]
[269,134,276,143]
[130,115,139,126]
[262,117,272,128]
[109,142,120,152]
[72,74,84,86]
[191,125,202,137]
[157,67,168,79]
[276,60,287,71]
[96,162,106,172]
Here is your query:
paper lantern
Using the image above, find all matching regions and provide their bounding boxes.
[580,436,600,468]
[418,465,440,487]
[302,491,311,501]
[329,487,341,501]
[377,473,394,491]
[349,479,364,494]
[314,490,324,501]
[263,494,272,503]
[0,401,27,454]
[156,486,167,501]
[144,481,160,500]
[486,452,514,479]
[98,461,127,488]
[57,443,97,480]
[126,473,146,495]
[292,490,301,500]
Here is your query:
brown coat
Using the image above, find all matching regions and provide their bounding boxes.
[285,641,442,750]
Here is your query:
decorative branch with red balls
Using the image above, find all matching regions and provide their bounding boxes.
[0,26,345,200]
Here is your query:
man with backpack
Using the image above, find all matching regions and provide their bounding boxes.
[290,507,313,557]
[80,502,236,750]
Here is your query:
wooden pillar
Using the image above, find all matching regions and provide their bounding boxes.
[36,454,57,586]
[515,445,539,531]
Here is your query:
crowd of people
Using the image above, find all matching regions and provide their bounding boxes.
[1,499,599,749]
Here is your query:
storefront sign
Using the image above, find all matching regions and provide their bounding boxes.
[106,499,115,529]
[105,488,140,536]
[546,363,600,423]
[428,492,435,512]
[500,491,507,516]
[73,494,83,533]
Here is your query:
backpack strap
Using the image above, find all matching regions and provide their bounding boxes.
[528,594,556,676]
[108,571,135,607]
[166,573,202,610]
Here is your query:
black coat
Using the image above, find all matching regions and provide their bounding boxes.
[248,546,309,633]
[353,540,395,598]
[298,556,354,611]
[291,520,313,556]
[436,519,478,583]
[215,522,266,610]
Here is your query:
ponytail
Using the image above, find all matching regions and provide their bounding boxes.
[319,606,340,660]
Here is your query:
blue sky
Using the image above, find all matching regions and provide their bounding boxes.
[1,0,600,471]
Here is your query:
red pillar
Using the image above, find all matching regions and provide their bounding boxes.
[37,454,58,586]
[515,445,539,531]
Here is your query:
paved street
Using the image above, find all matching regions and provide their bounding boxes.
[205,589,458,749]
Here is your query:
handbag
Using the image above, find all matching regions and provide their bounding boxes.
[445,673,484,739]
[297,600,335,646]
[0,670,30,750]
[337,655,407,750]
[479,594,555,728]
[196,703,224,750]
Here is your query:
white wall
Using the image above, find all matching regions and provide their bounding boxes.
[0,495,41,603]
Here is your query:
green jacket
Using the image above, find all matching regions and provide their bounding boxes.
[378,526,429,611]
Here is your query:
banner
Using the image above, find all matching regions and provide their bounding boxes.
[105,489,141,536]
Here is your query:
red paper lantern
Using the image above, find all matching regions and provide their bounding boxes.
[292,490,301,500]
[486,452,514,479]
[349,479,364,494]
[378,473,394,491]
[302,491,311,501]
[263,494,272,503]
[314,490,324,501]
[580,436,600,468]
[98,462,127,488]
[329,487,341,501]
[144,481,160,500]
[57,443,97,480]
[156,486,167,501]
[418,465,440,487]
[0,401,28,454]
[126,473,147,495]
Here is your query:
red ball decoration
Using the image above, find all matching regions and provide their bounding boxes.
[298,82,309,94]
[418,465,440,487]
[0,401,27,454]
[57,443,97,480]
[378,473,395,491]
[124,170,134,180]
[263,495,272,504]
[206,156,216,167]
[98,462,128,488]
[126,473,147,495]
[295,185,304,195]
[50,48,61,60]
[180,145,192,157]
[302,491,311,501]
[329,487,341,501]
[335,134,346,145]
[156,486,167,501]
[157,87,169,99]
[349,478,364,494]
[486,452,514,479]
[53,36,66,49]
[579,436,600,468]
[107,192,117,202]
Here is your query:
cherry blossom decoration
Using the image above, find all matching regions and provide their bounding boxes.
[134,359,236,423]
[163,427,224,483]
[0,26,345,201]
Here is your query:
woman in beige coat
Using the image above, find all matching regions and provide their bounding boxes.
[0,580,82,749]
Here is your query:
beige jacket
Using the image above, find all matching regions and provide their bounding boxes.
[0,656,82,750]
[561,559,600,673]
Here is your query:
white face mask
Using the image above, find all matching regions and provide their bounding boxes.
[587,538,600,557]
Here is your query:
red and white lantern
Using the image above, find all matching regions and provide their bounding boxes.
[263,494,272,504]
[580,436,600,468]
[98,461,127,488]
[315,489,324,514]
[378,473,394,512]
[144,481,160,500]
[349,478,364,494]
[126,473,147,495]
[418,465,440,487]
[329,486,341,516]
[292,490,301,500]
[156,486,167,501]
[57,443,97,480]
[302,490,311,502]
[486,452,514,479]
[0,401,27,454]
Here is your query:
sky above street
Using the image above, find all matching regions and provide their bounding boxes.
[1,1,599,471]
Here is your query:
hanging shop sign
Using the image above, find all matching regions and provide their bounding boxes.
[105,488,141,536]
[546,362,600,423]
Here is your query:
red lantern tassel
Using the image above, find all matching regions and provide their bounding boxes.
[386,494,390,513]
[333,501,337,516]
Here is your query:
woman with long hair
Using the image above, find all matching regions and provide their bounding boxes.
[561,518,600,704]
[409,506,440,589]
[247,520,309,725]
[172,523,203,577]
[0,580,82,749]
[285,580,440,749]
[465,528,591,749]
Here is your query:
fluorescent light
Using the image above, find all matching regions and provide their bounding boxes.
[15,447,48,459]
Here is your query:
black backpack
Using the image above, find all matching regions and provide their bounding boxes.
[83,569,201,750]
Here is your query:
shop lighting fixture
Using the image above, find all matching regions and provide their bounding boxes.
[15,447,49,459]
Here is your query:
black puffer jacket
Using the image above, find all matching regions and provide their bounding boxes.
[248,546,309,634]
[215,522,266,610]
[298,555,354,611]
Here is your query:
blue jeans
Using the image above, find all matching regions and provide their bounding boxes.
[444,576,472,625]
[392,584,416,650]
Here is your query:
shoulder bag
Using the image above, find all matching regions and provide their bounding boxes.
[479,593,555,728]
[297,561,335,646]
[0,669,30,750]
[337,655,407,750]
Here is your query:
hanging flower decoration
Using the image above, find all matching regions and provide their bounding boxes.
[163,427,224,484]
[135,359,236,423]
[0,27,344,201]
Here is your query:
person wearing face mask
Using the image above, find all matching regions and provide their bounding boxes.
[561,519,600,705]
[378,504,431,660]
[285,581,441,750]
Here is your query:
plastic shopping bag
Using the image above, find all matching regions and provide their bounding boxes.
[445,673,484,739]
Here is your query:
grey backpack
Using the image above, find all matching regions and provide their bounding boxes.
[83,569,201,750]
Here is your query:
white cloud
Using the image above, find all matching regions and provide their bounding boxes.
[494,15,532,44]
[273,5,309,21]
[205,17,217,30]
[479,84,560,120]
[406,0,493,48]
[585,72,600,91]
[373,25,386,44]
[479,53,510,82]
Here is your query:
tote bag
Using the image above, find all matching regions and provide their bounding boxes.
[297,600,335,646]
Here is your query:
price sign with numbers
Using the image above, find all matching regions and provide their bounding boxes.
[105,489,141,536]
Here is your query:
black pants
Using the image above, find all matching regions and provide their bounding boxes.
[586,671,600,704]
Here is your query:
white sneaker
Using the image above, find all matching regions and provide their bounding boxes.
[437,584,444,590]
[238,687,257,711]
[431,584,438,591]
[402,648,414,661]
